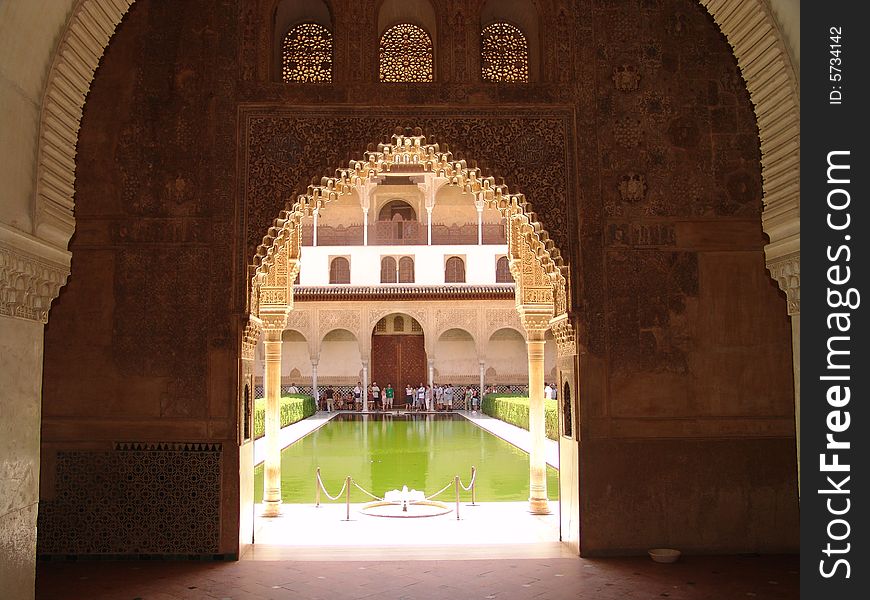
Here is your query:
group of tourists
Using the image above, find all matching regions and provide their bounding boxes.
[313,381,481,412]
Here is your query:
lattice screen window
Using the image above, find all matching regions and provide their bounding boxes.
[495,256,512,282]
[481,22,529,83]
[379,24,433,82]
[398,256,415,283]
[329,257,350,283]
[375,317,388,333]
[282,23,333,83]
[381,256,398,283]
[445,256,466,283]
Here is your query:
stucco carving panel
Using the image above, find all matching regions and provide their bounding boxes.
[0,243,69,323]
[766,252,800,315]
[435,308,476,337]
[318,308,361,339]
[285,309,312,335]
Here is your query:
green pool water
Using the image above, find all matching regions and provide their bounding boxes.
[254,413,559,503]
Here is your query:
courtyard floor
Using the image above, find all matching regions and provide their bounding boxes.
[36,553,799,599]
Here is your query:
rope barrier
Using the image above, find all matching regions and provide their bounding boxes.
[352,480,384,501]
[314,466,478,516]
[458,466,477,492]
[315,470,349,501]
[424,481,455,500]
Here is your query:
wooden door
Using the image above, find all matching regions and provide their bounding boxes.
[371,334,426,407]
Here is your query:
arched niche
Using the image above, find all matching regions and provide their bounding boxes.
[272,0,333,82]
[487,327,528,385]
[320,328,362,384]
[481,0,540,82]
[433,328,478,385]
[377,0,437,80]
[280,330,310,385]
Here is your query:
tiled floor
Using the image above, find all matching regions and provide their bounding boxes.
[36,553,799,599]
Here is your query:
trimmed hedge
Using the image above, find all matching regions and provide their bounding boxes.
[253,394,316,439]
[481,394,558,441]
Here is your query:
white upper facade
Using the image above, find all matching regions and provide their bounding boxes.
[297,173,511,287]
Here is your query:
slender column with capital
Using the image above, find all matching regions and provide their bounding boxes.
[426,207,433,246]
[526,328,550,514]
[311,359,319,410]
[312,210,318,247]
[362,359,369,412]
[767,253,800,493]
[477,206,483,245]
[262,328,283,517]
[428,358,435,402]
[363,208,369,246]
[479,361,486,407]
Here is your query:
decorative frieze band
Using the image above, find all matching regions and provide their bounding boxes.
[766,252,800,315]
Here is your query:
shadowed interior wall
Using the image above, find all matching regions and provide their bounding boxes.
[39,0,797,556]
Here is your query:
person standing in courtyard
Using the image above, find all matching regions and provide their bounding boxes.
[287,382,299,394]
[353,381,362,411]
[416,383,426,411]
[324,385,334,412]
[385,383,394,410]
[544,382,553,401]
[405,384,414,409]
[464,386,474,410]
[435,383,443,411]
[371,381,381,411]
[443,383,453,411]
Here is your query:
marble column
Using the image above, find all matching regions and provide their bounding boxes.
[768,254,800,493]
[262,328,283,517]
[362,208,369,246]
[361,359,369,412]
[526,329,550,515]
[476,206,483,245]
[479,361,486,406]
[428,358,435,405]
[312,209,318,247]
[311,358,319,409]
[426,207,433,246]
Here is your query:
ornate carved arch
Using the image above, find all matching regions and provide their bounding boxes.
[251,130,570,327]
[36,0,798,318]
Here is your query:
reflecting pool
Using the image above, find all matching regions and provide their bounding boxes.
[254,413,559,503]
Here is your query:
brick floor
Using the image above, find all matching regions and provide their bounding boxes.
[36,554,798,599]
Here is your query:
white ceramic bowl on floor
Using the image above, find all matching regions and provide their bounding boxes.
[648,548,681,563]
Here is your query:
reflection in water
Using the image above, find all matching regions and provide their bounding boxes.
[254,413,559,504]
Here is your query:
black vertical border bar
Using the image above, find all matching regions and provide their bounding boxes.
[802,2,869,597]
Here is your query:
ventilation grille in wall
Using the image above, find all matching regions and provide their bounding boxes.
[37,444,222,556]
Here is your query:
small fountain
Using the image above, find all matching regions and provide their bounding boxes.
[384,485,425,512]
[360,484,452,518]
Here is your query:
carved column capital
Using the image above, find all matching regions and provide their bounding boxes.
[767,252,800,316]
[260,311,288,335]
[0,234,70,324]
[518,306,553,338]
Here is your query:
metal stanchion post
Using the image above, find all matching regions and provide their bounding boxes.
[315,467,321,507]
[345,475,352,521]
[455,475,460,520]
